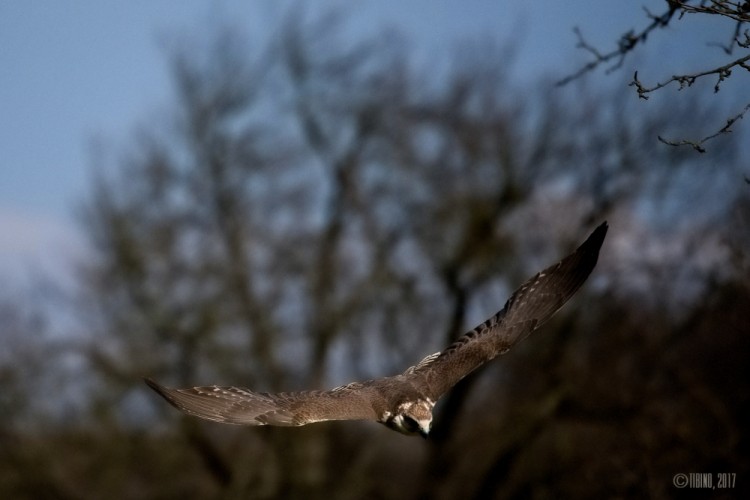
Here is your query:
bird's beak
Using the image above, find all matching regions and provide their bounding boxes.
[419,426,430,439]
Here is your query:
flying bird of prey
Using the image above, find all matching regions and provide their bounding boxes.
[146,222,607,438]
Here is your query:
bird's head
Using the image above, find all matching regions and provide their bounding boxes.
[385,399,434,438]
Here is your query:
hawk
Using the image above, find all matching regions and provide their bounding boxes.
[146,222,607,438]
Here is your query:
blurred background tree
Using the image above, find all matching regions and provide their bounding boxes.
[1,8,748,500]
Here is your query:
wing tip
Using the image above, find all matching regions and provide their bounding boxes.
[144,377,177,404]
[144,376,163,392]
[575,221,608,263]
[586,221,608,250]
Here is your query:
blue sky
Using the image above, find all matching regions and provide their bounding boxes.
[0,1,733,285]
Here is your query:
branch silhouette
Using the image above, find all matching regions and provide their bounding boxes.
[558,1,750,152]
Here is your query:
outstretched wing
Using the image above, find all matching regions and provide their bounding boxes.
[145,378,380,426]
[410,222,608,400]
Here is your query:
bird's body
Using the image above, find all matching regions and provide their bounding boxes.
[146,222,608,438]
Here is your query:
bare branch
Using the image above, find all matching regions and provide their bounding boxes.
[658,101,750,152]
[629,54,750,99]
[560,2,750,152]
[556,6,678,86]
[678,1,750,22]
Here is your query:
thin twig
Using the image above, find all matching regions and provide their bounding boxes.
[630,54,750,98]
[556,6,678,86]
[679,2,750,23]
[658,102,750,152]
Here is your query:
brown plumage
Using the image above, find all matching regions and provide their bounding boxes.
[146,222,608,437]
